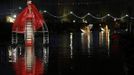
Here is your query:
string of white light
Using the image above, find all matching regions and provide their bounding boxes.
[43,10,132,21]
[43,10,70,19]
[70,11,83,19]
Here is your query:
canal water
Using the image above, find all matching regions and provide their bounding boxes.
[0,25,133,75]
[47,27,124,75]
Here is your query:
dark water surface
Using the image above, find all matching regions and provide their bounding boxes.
[0,31,134,75]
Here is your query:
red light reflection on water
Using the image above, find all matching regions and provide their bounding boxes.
[13,57,44,75]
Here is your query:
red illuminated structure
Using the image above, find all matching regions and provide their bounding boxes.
[8,0,49,75]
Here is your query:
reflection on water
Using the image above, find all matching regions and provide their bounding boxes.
[70,33,73,59]
[1,24,127,75]
[47,25,113,75]
[80,25,110,56]
[81,25,92,56]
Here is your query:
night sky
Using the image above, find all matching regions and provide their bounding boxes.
[0,0,134,18]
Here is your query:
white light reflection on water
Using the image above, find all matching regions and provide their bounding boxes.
[108,30,110,56]
[105,25,110,56]
[81,28,87,55]
[70,33,73,59]
[81,24,93,56]
[88,24,93,56]
[80,24,110,56]
[13,47,17,62]
[81,32,88,55]
[99,30,104,47]
[100,25,110,56]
